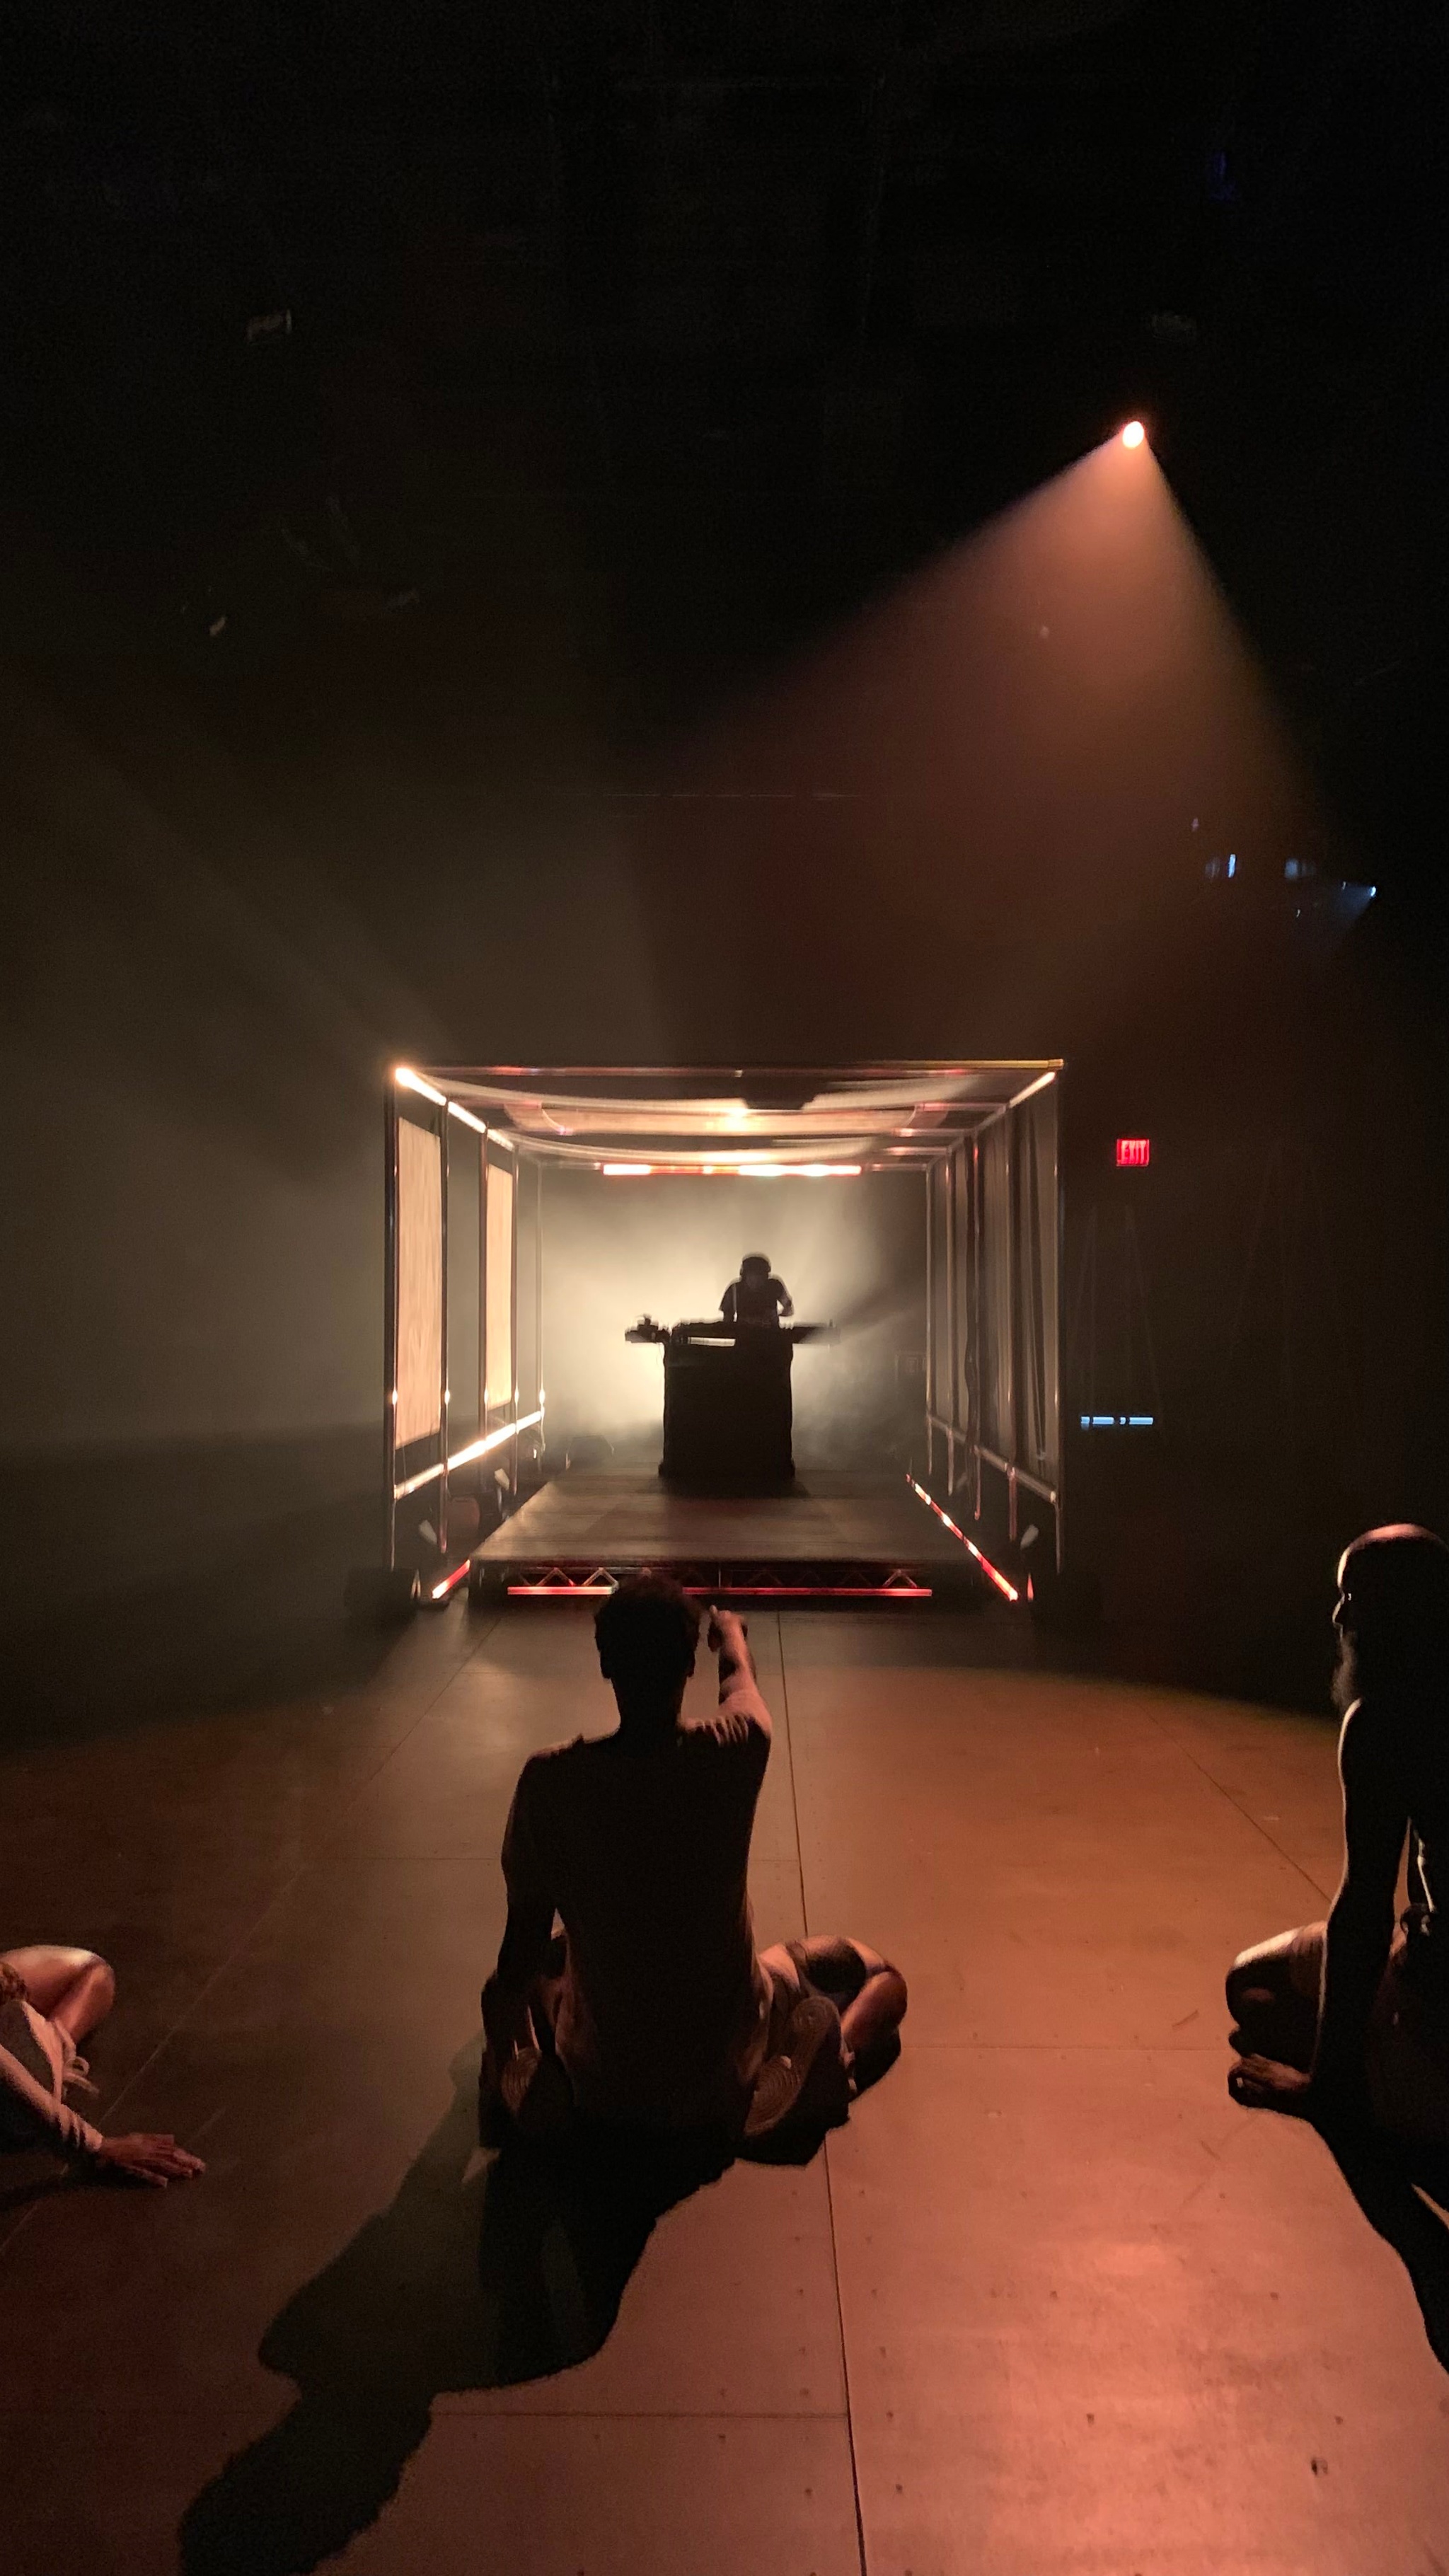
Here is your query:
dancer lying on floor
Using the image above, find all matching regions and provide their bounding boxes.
[0,1946,205,2186]
[1228,1523,1449,2142]
[481,1575,906,2147]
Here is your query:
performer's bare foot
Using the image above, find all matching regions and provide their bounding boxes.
[1228,2053,1315,2116]
[745,1996,850,2139]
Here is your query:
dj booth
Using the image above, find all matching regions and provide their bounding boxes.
[625,1317,835,1487]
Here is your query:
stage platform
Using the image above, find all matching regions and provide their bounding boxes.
[468,1469,991,1600]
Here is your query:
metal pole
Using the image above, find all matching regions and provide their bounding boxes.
[438,1098,450,1562]
[383,1080,399,1571]
[510,1139,520,1503]
[478,1132,487,1433]
[1005,1109,1017,1509]
[1053,1078,1066,1576]
[535,1156,545,1469]
[918,1159,928,1484]
[971,1137,983,1520]
[946,1143,959,1485]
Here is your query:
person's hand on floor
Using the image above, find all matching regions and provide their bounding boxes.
[1228,2055,1315,2116]
[93,2133,207,2186]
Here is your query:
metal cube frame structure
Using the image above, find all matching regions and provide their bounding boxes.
[379,1061,1063,1601]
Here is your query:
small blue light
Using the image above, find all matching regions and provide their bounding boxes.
[1227,853,1236,879]
[1091,1414,1115,1428]
[1128,1414,1155,1427]
[1080,1414,1092,1429]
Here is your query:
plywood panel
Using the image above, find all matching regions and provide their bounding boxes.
[485,1160,515,1409]
[446,1124,482,1438]
[397,1117,443,1445]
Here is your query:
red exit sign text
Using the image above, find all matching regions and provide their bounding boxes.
[1116,1137,1151,1169]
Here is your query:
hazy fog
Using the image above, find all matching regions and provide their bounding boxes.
[538,1167,924,1469]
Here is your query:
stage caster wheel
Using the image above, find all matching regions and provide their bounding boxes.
[344,1566,421,1624]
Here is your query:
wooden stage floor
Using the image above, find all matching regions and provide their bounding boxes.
[471,1468,976,1589]
[4,1606,1448,2572]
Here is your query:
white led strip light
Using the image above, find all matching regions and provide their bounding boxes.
[393,1407,545,1499]
[395,1065,447,1107]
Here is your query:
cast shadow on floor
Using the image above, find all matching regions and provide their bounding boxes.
[178,2043,795,2576]
[1317,2119,1449,2371]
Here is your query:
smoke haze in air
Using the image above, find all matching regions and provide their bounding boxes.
[540,1169,924,1469]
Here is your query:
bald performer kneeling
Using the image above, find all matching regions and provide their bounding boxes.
[1228,1525,1449,2142]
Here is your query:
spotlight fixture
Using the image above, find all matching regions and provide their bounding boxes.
[1120,420,1145,449]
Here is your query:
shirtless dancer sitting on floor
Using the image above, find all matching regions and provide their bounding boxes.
[481,1575,907,2146]
[0,1946,205,2187]
[1228,1523,1449,2143]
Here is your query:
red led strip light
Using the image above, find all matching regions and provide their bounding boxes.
[906,1477,1020,1601]
[429,1559,473,1603]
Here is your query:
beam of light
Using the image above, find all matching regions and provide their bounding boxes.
[1121,420,1146,448]
[1008,1070,1057,1109]
[396,1065,447,1106]
[630,415,1349,1069]
[601,1162,653,1176]
[447,1100,488,1135]
[429,1560,473,1602]
[907,1474,1020,1601]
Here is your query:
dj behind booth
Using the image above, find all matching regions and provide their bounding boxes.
[626,1255,836,1489]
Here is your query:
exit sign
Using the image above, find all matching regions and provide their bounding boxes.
[1116,1137,1151,1168]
